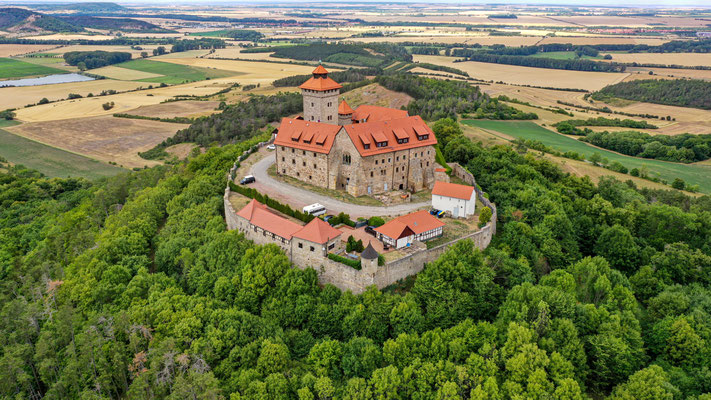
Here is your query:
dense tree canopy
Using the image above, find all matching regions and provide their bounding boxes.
[592,79,711,110]
[1,93,711,400]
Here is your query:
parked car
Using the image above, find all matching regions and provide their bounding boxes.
[266,144,276,150]
[324,214,334,223]
[240,175,256,185]
[365,226,377,236]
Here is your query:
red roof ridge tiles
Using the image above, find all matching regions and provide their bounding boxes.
[292,217,342,244]
[375,210,444,239]
[342,115,437,156]
[274,117,343,154]
[237,199,303,240]
[338,100,354,115]
[432,181,475,201]
[352,105,408,123]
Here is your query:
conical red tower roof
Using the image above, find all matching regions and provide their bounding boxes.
[338,100,354,115]
[312,64,329,75]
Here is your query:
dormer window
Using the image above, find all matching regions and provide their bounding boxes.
[363,144,370,149]
[376,141,388,148]
[417,134,429,140]
[397,138,409,144]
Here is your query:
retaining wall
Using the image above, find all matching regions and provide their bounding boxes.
[224,158,497,294]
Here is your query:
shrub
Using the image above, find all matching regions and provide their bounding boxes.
[368,216,385,227]
[479,206,492,226]
[102,102,115,111]
[0,109,15,120]
[327,253,361,270]
[67,93,82,99]
[672,178,686,190]
[38,98,50,105]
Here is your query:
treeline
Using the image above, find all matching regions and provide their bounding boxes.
[414,62,470,77]
[59,15,171,32]
[63,50,131,69]
[592,79,711,110]
[452,50,626,72]
[171,38,226,52]
[554,117,658,135]
[145,92,302,154]
[272,67,381,87]
[581,130,711,163]
[222,29,263,41]
[376,74,538,121]
[269,43,411,68]
[229,180,315,224]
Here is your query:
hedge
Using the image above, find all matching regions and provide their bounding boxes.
[229,181,315,224]
[328,253,361,270]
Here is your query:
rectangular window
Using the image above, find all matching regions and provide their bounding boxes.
[310,246,315,252]
[298,242,303,248]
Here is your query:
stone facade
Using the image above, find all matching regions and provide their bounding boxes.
[275,146,330,187]
[302,88,339,123]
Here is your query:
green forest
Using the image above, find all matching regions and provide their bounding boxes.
[580,131,711,163]
[592,79,711,110]
[2,114,711,398]
[267,43,411,68]
[63,51,132,70]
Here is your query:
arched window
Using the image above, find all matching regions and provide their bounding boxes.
[342,153,351,165]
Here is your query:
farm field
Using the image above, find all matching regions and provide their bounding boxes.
[0,126,124,180]
[0,44,61,57]
[0,79,146,111]
[463,120,711,193]
[412,55,629,91]
[602,52,711,68]
[38,44,164,58]
[6,115,189,169]
[623,67,711,82]
[125,100,220,118]
[206,48,276,61]
[109,59,237,84]
[537,36,669,46]
[348,35,544,46]
[90,65,163,80]
[0,57,65,79]
[529,51,601,60]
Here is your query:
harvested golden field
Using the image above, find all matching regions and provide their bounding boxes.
[0,44,61,57]
[538,36,669,46]
[46,45,170,58]
[90,65,163,80]
[341,83,413,110]
[24,33,116,41]
[603,52,711,68]
[165,143,200,160]
[126,101,220,118]
[0,79,145,111]
[6,115,188,169]
[348,35,544,46]
[623,67,711,81]
[206,48,275,60]
[154,58,317,86]
[13,79,233,122]
[413,55,629,91]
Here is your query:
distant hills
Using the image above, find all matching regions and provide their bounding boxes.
[12,2,126,13]
[0,7,172,34]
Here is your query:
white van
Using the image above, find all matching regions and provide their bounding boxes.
[302,203,326,216]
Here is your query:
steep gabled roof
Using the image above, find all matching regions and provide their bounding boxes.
[274,118,343,154]
[432,181,475,201]
[293,217,342,244]
[237,199,303,240]
[375,210,445,239]
[343,115,438,157]
[338,100,354,115]
[352,105,408,123]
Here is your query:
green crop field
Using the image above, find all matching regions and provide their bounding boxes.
[188,30,231,37]
[0,57,65,79]
[463,120,711,193]
[115,59,236,84]
[0,127,124,180]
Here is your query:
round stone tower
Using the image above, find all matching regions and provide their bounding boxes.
[338,100,354,126]
[361,242,379,273]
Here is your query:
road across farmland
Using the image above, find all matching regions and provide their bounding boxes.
[247,154,430,218]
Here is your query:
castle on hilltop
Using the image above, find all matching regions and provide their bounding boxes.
[274,65,437,197]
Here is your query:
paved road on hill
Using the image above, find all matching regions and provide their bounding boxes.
[248,155,430,218]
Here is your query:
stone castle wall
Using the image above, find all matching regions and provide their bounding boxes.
[225,157,496,294]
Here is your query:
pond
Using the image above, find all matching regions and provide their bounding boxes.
[0,73,95,88]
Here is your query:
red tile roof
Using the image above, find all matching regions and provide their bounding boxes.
[432,181,475,201]
[435,168,447,172]
[375,210,444,239]
[343,115,438,157]
[312,65,329,74]
[237,199,303,240]
[300,76,343,91]
[293,217,342,244]
[352,105,408,123]
[338,100,354,115]
[274,118,343,154]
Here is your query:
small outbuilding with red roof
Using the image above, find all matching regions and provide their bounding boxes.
[374,210,445,249]
[431,181,477,218]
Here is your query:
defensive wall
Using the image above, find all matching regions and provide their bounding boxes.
[224,153,496,294]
